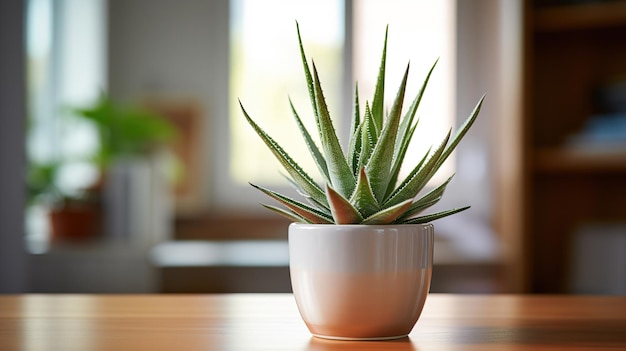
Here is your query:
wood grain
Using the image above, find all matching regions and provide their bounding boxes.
[0,294,624,351]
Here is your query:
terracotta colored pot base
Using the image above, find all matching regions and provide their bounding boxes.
[312,333,409,341]
[305,318,416,341]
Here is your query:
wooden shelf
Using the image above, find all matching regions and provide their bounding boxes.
[512,0,626,293]
[534,1,626,32]
[534,147,626,173]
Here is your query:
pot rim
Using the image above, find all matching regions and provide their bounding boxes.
[289,222,433,229]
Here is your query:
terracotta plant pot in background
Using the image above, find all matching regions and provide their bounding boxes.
[289,223,434,340]
[48,206,100,242]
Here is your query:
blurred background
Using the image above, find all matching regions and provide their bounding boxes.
[1,0,625,295]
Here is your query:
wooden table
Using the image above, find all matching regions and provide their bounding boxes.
[1,294,624,350]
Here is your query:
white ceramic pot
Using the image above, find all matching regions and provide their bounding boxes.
[289,223,434,340]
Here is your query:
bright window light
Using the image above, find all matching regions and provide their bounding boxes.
[25,0,106,249]
[26,0,107,195]
[353,0,456,184]
[230,0,344,185]
[229,0,454,187]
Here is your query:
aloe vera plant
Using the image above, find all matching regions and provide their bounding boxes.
[240,24,484,224]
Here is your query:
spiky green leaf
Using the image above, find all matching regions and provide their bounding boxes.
[385,121,418,198]
[386,59,438,196]
[251,183,333,224]
[390,95,484,205]
[240,101,327,207]
[394,59,438,159]
[385,143,431,203]
[289,98,330,184]
[348,84,362,175]
[394,175,454,221]
[349,167,379,218]
[371,26,388,134]
[394,198,441,223]
[348,121,363,177]
[246,25,482,225]
[312,62,355,198]
[281,172,331,214]
[415,174,454,205]
[384,129,451,207]
[401,206,471,224]
[434,95,485,173]
[366,63,410,203]
[362,198,413,224]
[391,96,483,208]
[359,102,376,170]
[326,184,363,224]
[261,204,308,223]
[296,21,319,132]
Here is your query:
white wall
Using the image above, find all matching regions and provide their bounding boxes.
[108,0,230,212]
[451,0,502,221]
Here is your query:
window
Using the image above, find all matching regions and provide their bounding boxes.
[230,0,345,185]
[226,0,455,207]
[353,0,455,183]
[25,0,106,250]
[26,0,471,218]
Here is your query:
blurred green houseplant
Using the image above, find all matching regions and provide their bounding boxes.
[28,95,178,241]
[75,94,178,170]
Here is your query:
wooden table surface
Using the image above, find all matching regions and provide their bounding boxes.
[0,294,624,350]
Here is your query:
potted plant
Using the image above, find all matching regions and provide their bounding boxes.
[73,95,179,242]
[27,96,179,245]
[27,160,101,242]
[240,23,484,340]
